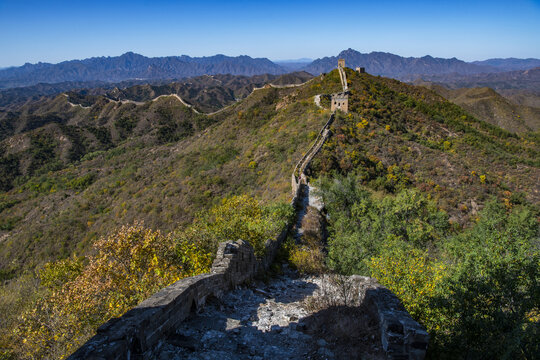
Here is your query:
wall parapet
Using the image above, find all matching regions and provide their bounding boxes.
[359,278,429,360]
[291,113,334,201]
[69,221,428,360]
[68,229,287,359]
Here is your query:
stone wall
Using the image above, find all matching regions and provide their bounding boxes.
[68,235,286,360]
[69,238,428,360]
[362,281,430,359]
[69,99,428,360]
[291,113,334,197]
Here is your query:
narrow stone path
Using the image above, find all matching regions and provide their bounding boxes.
[308,184,324,211]
[291,118,333,240]
[338,66,348,92]
[314,94,322,108]
[154,267,384,360]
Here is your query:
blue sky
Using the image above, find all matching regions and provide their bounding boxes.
[0,0,539,67]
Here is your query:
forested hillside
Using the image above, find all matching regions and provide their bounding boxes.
[0,68,538,359]
[304,69,539,358]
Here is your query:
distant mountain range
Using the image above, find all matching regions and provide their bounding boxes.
[274,58,313,72]
[303,49,502,79]
[1,49,538,90]
[415,67,540,93]
[471,58,540,71]
[0,52,285,89]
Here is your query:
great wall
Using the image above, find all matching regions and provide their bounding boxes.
[68,61,429,360]
[64,78,316,116]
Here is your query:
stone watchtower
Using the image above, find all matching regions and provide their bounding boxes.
[331,92,348,113]
[331,59,349,113]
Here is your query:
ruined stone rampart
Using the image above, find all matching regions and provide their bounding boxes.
[69,237,428,360]
[361,279,430,359]
[291,113,335,199]
[68,230,287,360]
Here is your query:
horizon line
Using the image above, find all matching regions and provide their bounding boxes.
[2,49,540,69]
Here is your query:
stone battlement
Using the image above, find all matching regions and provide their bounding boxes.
[69,233,428,359]
[68,229,288,360]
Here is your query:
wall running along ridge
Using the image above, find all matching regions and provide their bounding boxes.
[68,231,287,360]
[68,234,428,359]
[70,73,429,359]
[291,113,335,198]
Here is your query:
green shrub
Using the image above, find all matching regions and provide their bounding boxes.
[66,173,96,191]
[320,173,539,359]
[318,174,448,274]
[176,195,292,258]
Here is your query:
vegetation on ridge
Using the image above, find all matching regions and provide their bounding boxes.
[304,68,540,359]
[4,196,291,359]
[0,74,321,359]
[0,67,538,359]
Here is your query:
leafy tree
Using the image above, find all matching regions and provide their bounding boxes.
[368,240,448,331]
[13,223,187,359]
[433,201,540,359]
[319,172,539,359]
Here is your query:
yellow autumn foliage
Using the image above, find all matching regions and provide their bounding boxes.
[11,195,291,359]
[13,223,206,360]
[368,243,448,332]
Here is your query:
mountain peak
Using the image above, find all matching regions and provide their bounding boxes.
[120,51,145,59]
[338,48,361,57]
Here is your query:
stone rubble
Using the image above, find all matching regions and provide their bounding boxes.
[154,266,385,360]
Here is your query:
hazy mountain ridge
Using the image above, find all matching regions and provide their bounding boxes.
[472,58,540,71]
[0,52,287,89]
[419,83,540,133]
[0,79,178,108]
[302,49,501,78]
[416,67,540,92]
[274,58,314,72]
[0,72,314,109]
[3,49,539,92]
[0,72,314,146]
